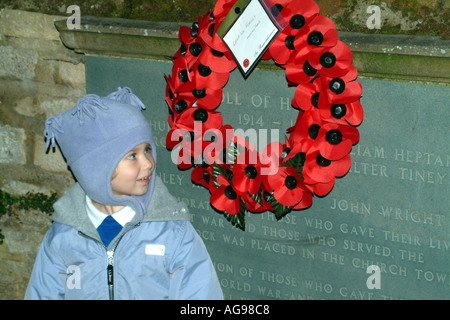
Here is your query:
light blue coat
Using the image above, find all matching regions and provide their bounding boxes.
[25,177,223,300]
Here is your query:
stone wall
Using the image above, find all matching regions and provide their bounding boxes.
[1,0,449,37]
[0,9,85,299]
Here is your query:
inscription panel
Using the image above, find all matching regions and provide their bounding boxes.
[86,56,449,300]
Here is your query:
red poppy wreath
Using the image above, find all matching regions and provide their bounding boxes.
[164,0,364,230]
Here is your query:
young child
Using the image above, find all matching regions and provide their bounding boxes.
[25,87,223,300]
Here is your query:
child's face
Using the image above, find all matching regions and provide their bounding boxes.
[111,143,155,198]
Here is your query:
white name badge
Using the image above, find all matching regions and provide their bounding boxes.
[145,244,165,256]
[222,0,285,77]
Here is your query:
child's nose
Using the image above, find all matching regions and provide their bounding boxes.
[142,155,154,170]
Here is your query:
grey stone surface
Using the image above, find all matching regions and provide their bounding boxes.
[56,15,450,83]
[0,46,38,80]
[86,56,449,300]
[0,124,26,165]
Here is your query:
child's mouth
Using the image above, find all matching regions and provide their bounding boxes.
[137,175,151,183]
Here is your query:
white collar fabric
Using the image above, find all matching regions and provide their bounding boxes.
[86,196,136,228]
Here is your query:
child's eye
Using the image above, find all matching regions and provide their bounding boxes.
[144,146,152,154]
[127,153,136,160]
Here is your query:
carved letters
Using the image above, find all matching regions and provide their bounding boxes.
[154,86,449,300]
[152,88,450,299]
[88,50,448,300]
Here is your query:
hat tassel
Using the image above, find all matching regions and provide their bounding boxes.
[107,87,147,111]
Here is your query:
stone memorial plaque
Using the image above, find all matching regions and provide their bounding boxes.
[86,56,449,300]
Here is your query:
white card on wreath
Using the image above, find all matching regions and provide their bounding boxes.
[222,0,281,77]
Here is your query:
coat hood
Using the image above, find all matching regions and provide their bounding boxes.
[51,176,191,242]
[44,87,156,219]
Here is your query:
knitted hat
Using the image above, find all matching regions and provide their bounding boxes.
[44,87,157,219]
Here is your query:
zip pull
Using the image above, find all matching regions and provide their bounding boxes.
[107,250,114,266]
[107,250,114,300]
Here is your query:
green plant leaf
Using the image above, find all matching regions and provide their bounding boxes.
[271,198,291,220]
[212,162,233,188]
[248,184,264,206]
[0,189,57,245]
[225,140,248,167]
[282,152,306,180]
[264,188,291,220]
[223,198,246,230]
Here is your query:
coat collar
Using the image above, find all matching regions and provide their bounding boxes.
[51,175,191,239]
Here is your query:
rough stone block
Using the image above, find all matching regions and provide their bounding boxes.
[0,209,52,300]
[0,9,62,41]
[4,37,84,65]
[34,59,58,84]
[13,96,41,118]
[0,45,38,80]
[33,134,69,173]
[0,179,53,197]
[39,97,77,118]
[55,61,86,87]
[0,124,26,165]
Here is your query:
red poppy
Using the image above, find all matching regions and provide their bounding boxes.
[199,45,237,74]
[198,12,230,54]
[288,108,324,152]
[269,32,299,66]
[165,128,193,169]
[270,0,293,8]
[304,151,352,197]
[165,128,208,170]
[166,76,203,119]
[292,189,313,209]
[302,147,352,187]
[176,28,204,63]
[176,86,224,111]
[270,15,338,67]
[166,107,224,170]
[175,10,236,77]
[176,17,213,67]
[294,15,338,49]
[232,150,263,194]
[177,13,211,49]
[293,76,328,111]
[286,40,353,85]
[318,98,364,126]
[210,174,241,215]
[192,63,230,90]
[171,107,223,133]
[307,179,335,197]
[202,124,233,165]
[192,162,214,189]
[165,74,177,109]
[166,99,193,126]
[169,57,196,92]
[241,192,268,213]
[173,26,193,60]
[308,40,353,78]
[285,47,319,84]
[263,166,305,207]
[318,65,363,106]
[194,9,237,73]
[313,122,360,161]
[260,141,285,177]
[213,0,238,19]
[166,127,185,151]
[281,0,320,36]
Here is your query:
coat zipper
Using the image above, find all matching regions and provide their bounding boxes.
[78,222,140,300]
[106,249,115,300]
